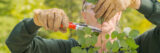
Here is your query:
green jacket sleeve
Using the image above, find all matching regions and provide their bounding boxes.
[138,0,160,25]
[6,18,79,53]
[135,26,160,53]
[136,0,160,52]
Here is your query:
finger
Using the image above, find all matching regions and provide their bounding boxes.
[111,12,122,24]
[53,10,63,32]
[40,10,49,30]
[103,4,114,22]
[115,12,122,22]
[95,35,102,47]
[81,12,88,23]
[60,12,69,33]
[47,10,55,31]
[105,9,117,22]
[34,9,42,26]
[102,22,110,32]
[102,22,115,34]
[95,0,111,18]
[107,22,116,33]
[102,40,107,51]
[94,0,105,12]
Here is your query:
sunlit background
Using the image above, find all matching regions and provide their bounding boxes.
[0,0,156,53]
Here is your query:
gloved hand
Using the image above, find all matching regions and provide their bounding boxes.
[81,3,101,28]
[94,0,140,22]
[34,8,69,32]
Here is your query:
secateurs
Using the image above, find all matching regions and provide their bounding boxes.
[61,22,102,33]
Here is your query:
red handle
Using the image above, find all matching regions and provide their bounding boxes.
[61,22,76,29]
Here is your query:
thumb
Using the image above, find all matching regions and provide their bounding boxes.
[34,9,42,26]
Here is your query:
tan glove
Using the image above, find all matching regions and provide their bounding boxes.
[34,8,69,32]
[94,0,140,22]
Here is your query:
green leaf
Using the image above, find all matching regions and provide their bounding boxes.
[88,48,98,53]
[84,27,92,34]
[126,38,139,49]
[117,32,126,40]
[84,35,97,47]
[71,47,87,53]
[90,35,98,46]
[91,32,99,36]
[76,30,86,48]
[129,30,139,38]
[120,48,128,51]
[131,50,137,53]
[86,0,98,5]
[76,29,85,37]
[111,31,118,39]
[119,40,128,51]
[112,40,120,52]
[106,41,112,50]
[85,38,91,47]
[97,18,104,24]
[78,37,86,48]
[124,51,130,53]
[81,49,87,53]
[88,48,94,53]
[105,34,110,39]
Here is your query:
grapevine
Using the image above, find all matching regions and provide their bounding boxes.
[71,0,139,53]
[71,27,139,53]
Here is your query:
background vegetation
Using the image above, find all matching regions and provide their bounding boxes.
[0,0,155,53]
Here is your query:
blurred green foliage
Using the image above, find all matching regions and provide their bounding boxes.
[72,28,139,53]
[0,0,154,53]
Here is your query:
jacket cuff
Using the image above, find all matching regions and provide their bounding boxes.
[23,18,41,34]
[138,0,154,17]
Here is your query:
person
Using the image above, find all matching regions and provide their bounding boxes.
[5,6,121,53]
[5,0,160,53]
[94,0,160,53]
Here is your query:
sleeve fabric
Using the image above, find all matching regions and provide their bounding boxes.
[6,18,79,53]
[135,26,160,53]
[136,0,160,53]
[138,0,160,25]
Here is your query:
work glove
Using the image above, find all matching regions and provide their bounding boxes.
[82,3,101,28]
[94,0,140,22]
[34,8,69,32]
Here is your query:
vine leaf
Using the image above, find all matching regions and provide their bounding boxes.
[76,30,86,48]
[117,32,126,40]
[129,30,139,38]
[126,38,139,49]
[76,29,85,36]
[90,35,98,46]
[84,27,92,34]
[105,34,110,39]
[71,47,87,53]
[86,0,98,4]
[91,32,99,36]
[106,41,112,50]
[88,48,94,53]
[131,50,137,53]
[88,48,98,53]
[111,31,118,39]
[74,26,139,53]
[119,40,128,51]
[112,40,120,52]
[97,18,104,24]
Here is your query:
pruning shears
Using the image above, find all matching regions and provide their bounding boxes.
[61,22,102,33]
